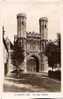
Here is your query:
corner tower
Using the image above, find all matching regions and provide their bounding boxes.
[17,13,26,38]
[16,13,27,72]
[39,17,48,51]
[17,13,27,48]
[39,17,48,72]
[39,17,48,40]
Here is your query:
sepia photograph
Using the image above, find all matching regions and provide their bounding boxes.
[0,0,61,92]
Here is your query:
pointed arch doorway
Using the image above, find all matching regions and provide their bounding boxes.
[27,55,39,72]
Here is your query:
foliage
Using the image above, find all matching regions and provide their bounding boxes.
[45,40,60,71]
[57,33,61,65]
[48,70,61,81]
[11,39,24,68]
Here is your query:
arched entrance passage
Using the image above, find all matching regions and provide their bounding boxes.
[27,55,39,72]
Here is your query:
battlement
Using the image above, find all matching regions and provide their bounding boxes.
[39,17,48,22]
[26,32,40,38]
[17,13,26,19]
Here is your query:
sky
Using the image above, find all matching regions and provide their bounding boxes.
[0,0,63,42]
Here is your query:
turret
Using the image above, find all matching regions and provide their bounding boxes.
[39,17,48,40]
[39,17,48,51]
[17,13,27,38]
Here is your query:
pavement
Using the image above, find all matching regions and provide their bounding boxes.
[3,72,61,92]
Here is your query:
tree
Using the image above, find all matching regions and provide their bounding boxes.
[45,41,58,71]
[11,39,24,76]
[57,33,61,66]
[57,33,61,48]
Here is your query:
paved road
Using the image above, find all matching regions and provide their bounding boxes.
[3,73,61,92]
[4,79,47,92]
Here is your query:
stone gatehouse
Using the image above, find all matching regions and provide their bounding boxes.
[3,13,48,75]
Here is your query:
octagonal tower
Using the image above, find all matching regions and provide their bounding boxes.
[39,17,48,52]
[39,17,48,72]
[39,17,48,40]
[17,13,26,38]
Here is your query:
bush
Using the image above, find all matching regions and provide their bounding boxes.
[48,70,61,81]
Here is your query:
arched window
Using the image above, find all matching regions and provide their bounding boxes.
[22,21,24,25]
[45,24,47,28]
